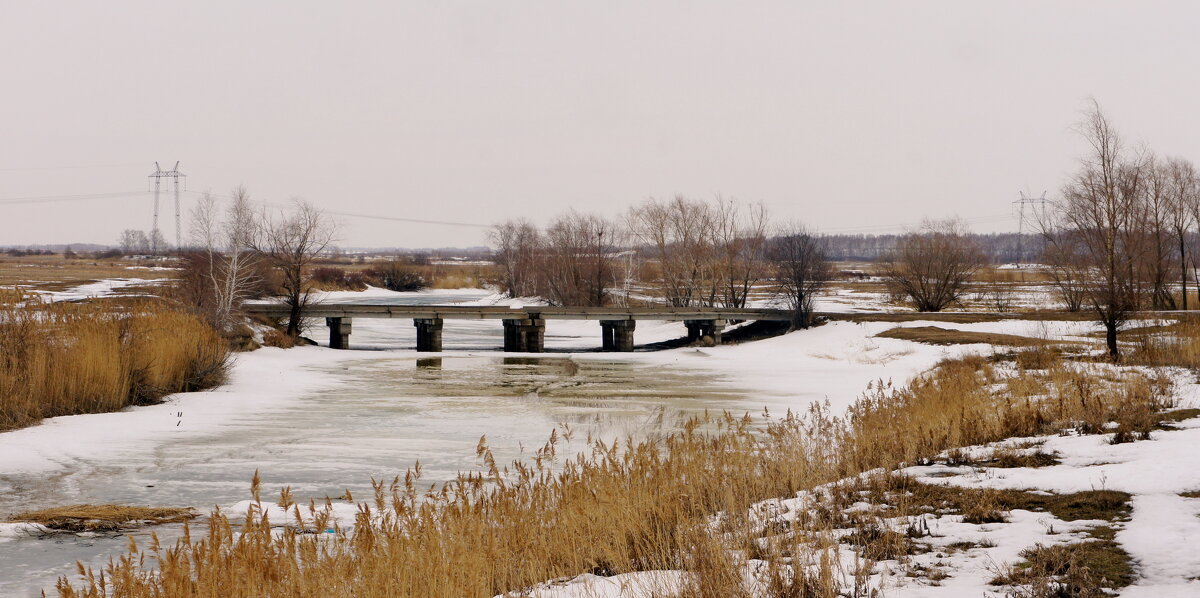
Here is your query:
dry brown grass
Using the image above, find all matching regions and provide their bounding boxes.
[973,267,1055,284]
[991,538,1134,595]
[261,328,299,349]
[875,325,1056,347]
[8,505,196,533]
[827,311,1098,323]
[830,355,1170,476]
[1129,319,1200,369]
[0,297,229,432]
[48,347,1174,598]
[306,261,496,291]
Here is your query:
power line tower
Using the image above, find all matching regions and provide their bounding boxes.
[148,162,186,253]
[1013,191,1049,264]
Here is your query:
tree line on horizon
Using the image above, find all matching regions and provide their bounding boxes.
[490,196,827,327]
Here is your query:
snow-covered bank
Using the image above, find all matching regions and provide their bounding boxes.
[0,347,351,480]
[517,405,1200,598]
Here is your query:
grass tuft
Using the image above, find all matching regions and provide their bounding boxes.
[8,505,196,533]
[991,539,1135,594]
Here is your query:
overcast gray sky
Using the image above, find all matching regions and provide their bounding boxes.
[2,1,1198,248]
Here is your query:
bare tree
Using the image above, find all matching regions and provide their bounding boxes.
[1041,237,1087,312]
[489,219,542,298]
[627,196,718,307]
[189,187,260,330]
[1039,103,1150,359]
[713,198,770,308]
[768,225,829,328]
[253,200,338,336]
[541,211,617,306]
[1166,157,1199,309]
[883,218,987,312]
[1142,157,1177,309]
[118,229,150,255]
[148,229,170,255]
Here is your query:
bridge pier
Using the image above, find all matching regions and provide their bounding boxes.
[414,318,443,352]
[684,319,727,345]
[326,317,352,349]
[600,320,636,351]
[503,317,545,352]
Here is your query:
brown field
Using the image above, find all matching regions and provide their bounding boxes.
[0,254,177,293]
[826,310,1097,323]
[875,325,1060,346]
[303,258,498,291]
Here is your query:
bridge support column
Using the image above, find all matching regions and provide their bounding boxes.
[684,319,727,345]
[600,320,616,351]
[414,318,443,352]
[601,319,635,352]
[708,319,727,345]
[503,318,545,353]
[326,317,352,350]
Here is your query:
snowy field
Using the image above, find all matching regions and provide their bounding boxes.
[517,395,1200,598]
[1,282,1196,596]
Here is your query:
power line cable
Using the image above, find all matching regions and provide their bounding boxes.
[182,190,490,229]
[0,163,144,172]
[0,191,146,205]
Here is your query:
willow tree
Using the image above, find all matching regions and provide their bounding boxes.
[883,219,986,312]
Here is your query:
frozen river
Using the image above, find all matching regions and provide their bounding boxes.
[0,290,757,596]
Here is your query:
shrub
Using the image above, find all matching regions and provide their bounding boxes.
[366,259,427,292]
[883,219,987,312]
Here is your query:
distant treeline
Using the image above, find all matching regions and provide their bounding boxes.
[820,232,1045,264]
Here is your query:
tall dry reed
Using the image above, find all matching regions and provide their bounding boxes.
[55,350,1170,598]
[1129,319,1200,369]
[0,294,229,431]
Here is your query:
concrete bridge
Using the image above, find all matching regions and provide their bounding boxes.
[241,304,795,352]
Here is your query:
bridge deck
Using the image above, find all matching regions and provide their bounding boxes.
[242,303,795,321]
